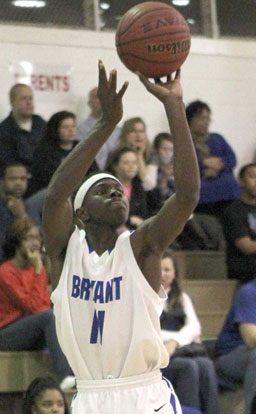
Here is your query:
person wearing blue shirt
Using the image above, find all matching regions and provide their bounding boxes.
[186,100,239,221]
[215,279,256,414]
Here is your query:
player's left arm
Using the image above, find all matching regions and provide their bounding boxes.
[130,71,200,291]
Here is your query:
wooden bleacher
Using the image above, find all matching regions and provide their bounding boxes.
[182,279,238,338]
[175,250,227,279]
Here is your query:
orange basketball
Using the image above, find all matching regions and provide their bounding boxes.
[115,2,191,78]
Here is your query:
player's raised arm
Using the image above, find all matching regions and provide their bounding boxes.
[131,71,200,260]
[42,62,128,279]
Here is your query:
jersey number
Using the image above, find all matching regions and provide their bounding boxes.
[90,310,105,344]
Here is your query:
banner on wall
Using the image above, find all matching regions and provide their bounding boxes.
[9,61,74,103]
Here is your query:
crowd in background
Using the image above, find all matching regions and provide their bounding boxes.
[1,82,256,414]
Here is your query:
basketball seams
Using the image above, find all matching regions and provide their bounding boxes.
[119,53,186,66]
[117,6,182,37]
[116,30,191,47]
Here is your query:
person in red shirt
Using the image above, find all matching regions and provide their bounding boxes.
[0,217,75,390]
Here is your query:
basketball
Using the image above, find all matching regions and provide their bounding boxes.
[115,1,191,78]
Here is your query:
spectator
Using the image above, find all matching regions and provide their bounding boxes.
[27,111,98,196]
[222,163,256,283]
[161,250,220,414]
[22,375,69,414]
[118,117,158,191]
[106,146,148,228]
[0,163,40,261]
[76,87,120,169]
[0,83,46,176]
[147,132,175,215]
[0,217,75,390]
[186,100,239,221]
[215,278,256,414]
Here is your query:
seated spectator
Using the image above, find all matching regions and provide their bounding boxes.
[0,217,75,390]
[161,250,220,414]
[76,87,120,169]
[0,83,46,176]
[22,375,69,414]
[117,117,158,191]
[215,278,256,414]
[222,163,256,283]
[186,100,239,221]
[106,146,148,229]
[0,163,41,260]
[147,132,175,215]
[27,111,98,196]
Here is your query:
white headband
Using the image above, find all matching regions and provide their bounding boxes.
[74,173,121,212]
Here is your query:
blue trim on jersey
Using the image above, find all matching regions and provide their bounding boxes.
[162,375,177,414]
[87,240,113,255]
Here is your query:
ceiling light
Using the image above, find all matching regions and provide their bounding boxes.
[100,2,110,10]
[12,0,46,8]
[172,0,190,6]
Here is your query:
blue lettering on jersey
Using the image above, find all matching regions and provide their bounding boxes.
[90,310,105,344]
[71,275,80,298]
[71,275,123,303]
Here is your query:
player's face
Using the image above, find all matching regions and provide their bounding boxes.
[113,151,138,182]
[12,85,34,118]
[241,167,256,198]
[158,139,173,165]
[161,257,175,290]
[4,166,28,197]
[189,109,211,136]
[82,179,129,226]
[127,122,147,150]
[58,117,77,143]
[32,389,65,414]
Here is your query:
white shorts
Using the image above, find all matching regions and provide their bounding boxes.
[70,370,181,414]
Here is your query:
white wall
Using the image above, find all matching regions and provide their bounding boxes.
[0,24,255,172]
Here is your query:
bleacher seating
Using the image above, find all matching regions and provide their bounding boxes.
[175,250,227,280]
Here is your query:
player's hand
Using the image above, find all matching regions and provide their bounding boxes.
[97,60,129,126]
[138,70,183,103]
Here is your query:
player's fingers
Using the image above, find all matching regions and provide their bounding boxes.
[137,72,151,89]
[98,60,108,86]
[109,69,117,91]
[117,81,129,98]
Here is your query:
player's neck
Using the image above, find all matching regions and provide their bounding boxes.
[86,225,125,255]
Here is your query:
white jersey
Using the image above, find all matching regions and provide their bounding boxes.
[51,227,169,380]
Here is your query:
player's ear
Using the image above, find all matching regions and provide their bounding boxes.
[76,207,90,223]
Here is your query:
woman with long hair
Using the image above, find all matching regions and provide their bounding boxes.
[161,250,220,414]
[106,146,148,228]
[0,217,75,390]
[28,111,98,196]
[117,117,157,191]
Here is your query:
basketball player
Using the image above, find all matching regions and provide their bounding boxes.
[42,61,200,414]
